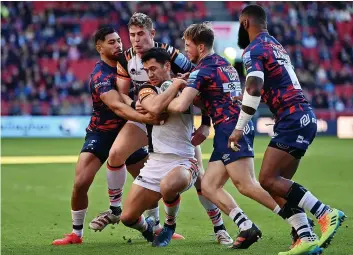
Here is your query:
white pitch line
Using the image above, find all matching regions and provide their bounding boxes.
[1,153,264,165]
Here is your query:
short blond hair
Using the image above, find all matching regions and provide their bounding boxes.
[128,12,153,30]
[183,22,214,49]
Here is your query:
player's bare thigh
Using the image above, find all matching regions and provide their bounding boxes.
[259,146,299,196]
[120,183,161,223]
[72,152,102,210]
[224,157,257,192]
[74,152,102,188]
[201,161,229,194]
[109,122,148,166]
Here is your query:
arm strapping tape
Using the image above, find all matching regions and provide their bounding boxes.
[241,89,261,110]
[235,90,261,130]
[235,110,253,130]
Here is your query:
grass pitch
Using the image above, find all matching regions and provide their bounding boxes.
[1,137,352,255]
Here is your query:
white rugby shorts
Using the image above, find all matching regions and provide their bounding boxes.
[133,154,199,193]
[126,120,147,133]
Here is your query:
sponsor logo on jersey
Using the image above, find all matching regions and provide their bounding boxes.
[276,143,289,150]
[296,135,310,144]
[243,51,251,71]
[300,114,310,127]
[94,80,111,89]
[222,154,230,162]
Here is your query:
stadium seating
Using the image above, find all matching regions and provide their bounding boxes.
[1,2,352,116]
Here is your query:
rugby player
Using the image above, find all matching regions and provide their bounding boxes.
[90,13,233,245]
[52,27,161,245]
[120,47,201,247]
[229,5,346,255]
[167,22,285,249]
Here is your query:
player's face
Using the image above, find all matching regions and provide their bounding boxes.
[238,15,250,49]
[184,39,200,64]
[129,25,155,54]
[98,32,123,60]
[143,58,171,86]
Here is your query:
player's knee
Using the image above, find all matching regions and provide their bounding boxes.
[108,147,125,166]
[120,211,137,226]
[73,174,93,195]
[200,178,213,199]
[160,178,183,198]
[259,175,274,192]
[234,180,259,197]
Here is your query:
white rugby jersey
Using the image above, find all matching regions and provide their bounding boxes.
[116,42,193,98]
[138,81,194,159]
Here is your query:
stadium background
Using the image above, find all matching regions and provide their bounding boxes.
[1,2,353,255]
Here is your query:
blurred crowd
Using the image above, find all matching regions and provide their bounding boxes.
[1,1,353,116]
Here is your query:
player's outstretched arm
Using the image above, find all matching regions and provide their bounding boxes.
[139,81,182,115]
[100,90,161,125]
[167,86,199,113]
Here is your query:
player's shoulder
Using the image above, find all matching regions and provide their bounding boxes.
[123,47,134,61]
[91,61,105,81]
[155,41,179,57]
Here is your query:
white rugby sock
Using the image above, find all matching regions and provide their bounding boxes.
[106,163,127,208]
[145,206,161,229]
[163,195,181,226]
[72,209,87,237]
[229,207,253,231]
[197,190,224,227]
[128,215,148,233]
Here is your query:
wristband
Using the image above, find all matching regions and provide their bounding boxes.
[131,101,136,109]
[201,115,211,126]
[235,110,253,130]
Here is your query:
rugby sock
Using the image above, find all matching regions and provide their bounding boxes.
[106,163,126,211]
[278,202,305,220]
[229,207,253,231]
[72,209,87,237]
[126,215,148,233]
[286,182,329,219]
[197,189,226,233]
[287,213,315,240]
[145,206,161,230]
[163,194,181,227]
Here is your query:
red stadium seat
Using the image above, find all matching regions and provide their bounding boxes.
[81,19,100,38]
[1,100,9,116]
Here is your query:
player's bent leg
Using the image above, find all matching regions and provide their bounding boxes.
[201,161,235,214]
[90,124,148,231]
[226,157,278,211]
[109,123,148,167]
[120,183,161,242]
[201,161,260,249]
[260,146,345,252]
[153,165,194,247]
[126,153,162,232]
[53,152,102,245]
